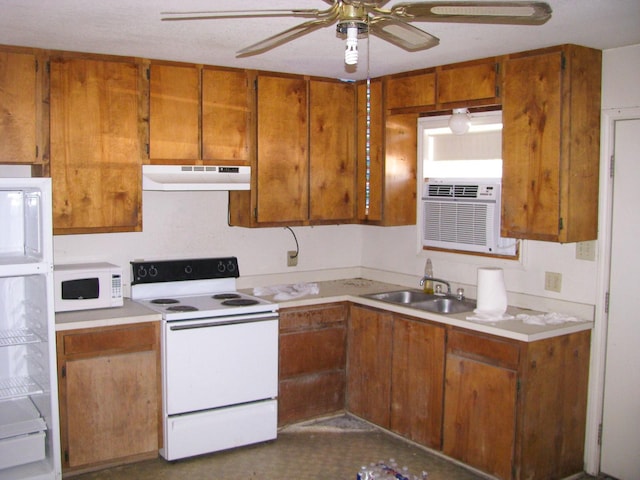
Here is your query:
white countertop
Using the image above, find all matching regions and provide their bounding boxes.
[55,299,161,331]
[55,279,593,342]
[241,278,593,342]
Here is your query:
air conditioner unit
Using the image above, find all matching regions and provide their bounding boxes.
[422,179,516,255]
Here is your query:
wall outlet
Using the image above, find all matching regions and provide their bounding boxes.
[544,272,562,293]
[287,251,298,267]
[576,241,596,261]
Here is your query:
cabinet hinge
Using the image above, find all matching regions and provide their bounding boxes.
[604,292,610,314]
[35,145,39,158]
[253,207,258,220]
[516,378,521,396]
[610,155,615,178]
[561,53,566,70]
[146,143,150,155]
[35,59,39,72]
[495,85,500,97]
[597,423,603,445]
[61,365,66,378]
[254,78,258,91]
[46,61,50,74]
[558,217,564,231]
[146,67,150,80]
[64,450,69,463]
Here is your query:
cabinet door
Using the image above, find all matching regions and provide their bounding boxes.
[383,113,418,225]
[64,350,158,468]
[50,58,142,234]
[390,316,445,448]
[309,79,356,222]
[202,68,251,163]
[0,51,37,163]
[149,64,199,160]
[501,51,563,241]
[256,75,308,223]
[347,305,393,427]
[437,61,498,105]
[443,355,517,480]
[385,72,436,110]
[357,79,383,222]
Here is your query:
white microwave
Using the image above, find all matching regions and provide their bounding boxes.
[54,262,123,312]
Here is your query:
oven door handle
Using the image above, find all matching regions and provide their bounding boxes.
[169,314,278,331]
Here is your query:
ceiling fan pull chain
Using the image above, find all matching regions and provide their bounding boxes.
[365,33,371,216]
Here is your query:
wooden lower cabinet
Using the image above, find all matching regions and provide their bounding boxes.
[443,327,591,480]
[347,305,445,449]
[278,303,348,426]
[56,322,161,474]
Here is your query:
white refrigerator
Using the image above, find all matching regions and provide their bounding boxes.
[0,177,61,480]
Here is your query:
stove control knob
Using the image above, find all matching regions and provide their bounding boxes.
[148,266,158,277]
[136,266,147,278]
[217,261,226,273]
[184,265,193,275]
[226,261,237,273]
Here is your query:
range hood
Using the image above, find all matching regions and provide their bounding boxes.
[142,165,250,191]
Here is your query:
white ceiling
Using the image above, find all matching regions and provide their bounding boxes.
[0,0,639,80]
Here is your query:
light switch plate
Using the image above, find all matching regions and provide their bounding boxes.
[576,241,596,261]
[545,272,562,293]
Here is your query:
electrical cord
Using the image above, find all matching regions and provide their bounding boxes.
[285,226,299,258]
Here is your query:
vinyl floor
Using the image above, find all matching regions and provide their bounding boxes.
[69,415,596,480]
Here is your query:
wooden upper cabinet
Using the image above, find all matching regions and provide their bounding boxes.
[385,71,436,110]
[501,45,601,242]
[383,113,418,226]
[202,68,252,163]
[149,64,251,164]
[0,50,38,164]
[309,79,356,222]
[255,74,309,224]
[50,57,143,234]
[149,63,199,160]
[437,60,499,106]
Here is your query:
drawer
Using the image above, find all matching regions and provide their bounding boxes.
[447,328,520,370]
[61,323,157,356]
[279,303,348,332]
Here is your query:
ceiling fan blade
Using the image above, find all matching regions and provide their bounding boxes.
[369,17,439,51]
[237,12,340,57]
[161,7,328,21]
[389,1,552,25]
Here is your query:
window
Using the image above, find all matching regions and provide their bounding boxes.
[419,110,503,179]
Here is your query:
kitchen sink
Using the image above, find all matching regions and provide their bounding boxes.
[363,290,434,304]
[362,289,475,315]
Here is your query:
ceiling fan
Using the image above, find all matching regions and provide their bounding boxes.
[161,1,552,66]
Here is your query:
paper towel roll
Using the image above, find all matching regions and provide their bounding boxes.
[476,267,508,314]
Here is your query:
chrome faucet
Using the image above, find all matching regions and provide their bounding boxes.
[419,275,452,295]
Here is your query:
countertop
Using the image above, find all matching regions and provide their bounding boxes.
[55,299,161,331]
[241,278,593,342]
[55,279,593,342]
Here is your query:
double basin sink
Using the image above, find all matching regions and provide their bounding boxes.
[362,289,476,315]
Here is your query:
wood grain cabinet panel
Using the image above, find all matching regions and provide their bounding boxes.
[0,50,37,164]
[278,303,348,426]
[443,327,591,480]
[202,67,251,163]
[437,61,499,105]
[50,57,143,234]
[309,79,356,222]
[390,315,445,448]
[501,45,601,242]
[57,322,161,474]
[385,72,436,110]
[346,305,393,428]
[149,63,199,160]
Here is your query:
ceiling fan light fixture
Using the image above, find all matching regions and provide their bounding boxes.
[449,108,471,135]
[345,25,359,65]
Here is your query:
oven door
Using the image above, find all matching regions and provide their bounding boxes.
[163,313,278,415]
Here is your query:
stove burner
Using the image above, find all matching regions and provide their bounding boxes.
[213,293,241,300]
[151,298,180,305]
[222,298,259,307]
[167,305,199,312]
